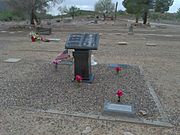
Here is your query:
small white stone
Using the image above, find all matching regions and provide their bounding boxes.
[139,110,147,116]
[124,132,134,135]
[146,43,157,46]
[116,33,122,35]
[9,32,15,34]
[82,127,92,134]
[4,58,21,63]
[1,31,7,33]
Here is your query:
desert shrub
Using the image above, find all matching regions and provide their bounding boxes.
[149,12,177,21]
[0,11,23,21]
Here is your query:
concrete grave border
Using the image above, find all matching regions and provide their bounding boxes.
[2,63,172,127]
[11,106,173,128]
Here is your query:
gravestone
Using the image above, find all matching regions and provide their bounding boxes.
[36,27,51,35]
[103,100,135,117]
[128,25,134,35]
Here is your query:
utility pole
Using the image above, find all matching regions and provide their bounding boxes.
[114,2,118,20]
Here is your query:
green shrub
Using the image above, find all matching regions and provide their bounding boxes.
[0,11,23,21]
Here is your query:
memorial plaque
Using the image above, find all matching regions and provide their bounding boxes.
[103,100,135,117]
[65,33,99,50]
[105,103,133,113]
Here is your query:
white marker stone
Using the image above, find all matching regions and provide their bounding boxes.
[118,42,128,45]
[4,58,21,63]
[82,127,92,134]
[48,38,60,42]
[0,31,7,33]
[146,43,157,46]
[9,32,15,34]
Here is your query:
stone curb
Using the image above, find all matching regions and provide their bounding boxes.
[138,66,169,123]
[9,107,173,128]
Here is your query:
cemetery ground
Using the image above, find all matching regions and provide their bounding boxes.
[0,20,179,134]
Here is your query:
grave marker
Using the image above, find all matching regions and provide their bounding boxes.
[118,42,128,45]
[103,100,135,117]
[4,58,21,63]
[146,43,157,46]
[128,25,134,35]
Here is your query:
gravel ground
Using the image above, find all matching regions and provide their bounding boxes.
[0,60,160,120]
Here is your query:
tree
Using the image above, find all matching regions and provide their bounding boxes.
[59,6,80,19]
[6,0,63,24]
[141,0,153,24]
[155,0,174,13]
[123,0,142,23]
[176,8,180,19]
[95,0,115,20]
[123,0,153,24]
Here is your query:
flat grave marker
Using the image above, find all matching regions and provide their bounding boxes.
[103,100,135,117]
[108,64,130,69]
[146,43,157,47]
[118,42,128,45]
[4,58,21,63]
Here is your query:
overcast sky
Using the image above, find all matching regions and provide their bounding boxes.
[49,0,180,15]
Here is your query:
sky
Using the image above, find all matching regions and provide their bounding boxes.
[49,0,180,15]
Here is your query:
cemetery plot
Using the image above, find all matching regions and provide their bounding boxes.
[0,60,160,121]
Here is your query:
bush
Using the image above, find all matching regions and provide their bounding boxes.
[176,8,180,20]
[0,11,22,21]
[149,12,177,21]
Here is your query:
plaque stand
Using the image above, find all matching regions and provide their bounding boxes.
[73,50,94,83]
[65,33,99,83]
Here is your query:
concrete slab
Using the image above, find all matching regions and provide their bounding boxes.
[4,58,21,63]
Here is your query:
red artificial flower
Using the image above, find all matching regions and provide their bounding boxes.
[75,75,82,83]
[52,60,59,65]
[116,89,123,97]
[115,67,123,73]
[31,36,36,42]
